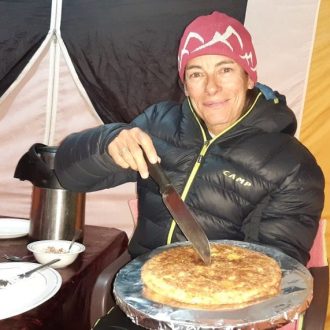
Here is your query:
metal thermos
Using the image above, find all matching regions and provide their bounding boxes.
[14,144,85,242]
[29,187,85,242]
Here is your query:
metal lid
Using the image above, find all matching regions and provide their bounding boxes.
[14,143,62,189]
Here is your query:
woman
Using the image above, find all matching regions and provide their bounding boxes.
[54,11,324,328]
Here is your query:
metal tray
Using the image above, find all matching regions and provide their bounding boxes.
[114,240,313,329]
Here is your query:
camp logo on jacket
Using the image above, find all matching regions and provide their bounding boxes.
[223,170,252,187]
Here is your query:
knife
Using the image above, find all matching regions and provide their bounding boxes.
[144,157,211,265]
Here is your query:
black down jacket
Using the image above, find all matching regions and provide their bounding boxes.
[54,90,324,265]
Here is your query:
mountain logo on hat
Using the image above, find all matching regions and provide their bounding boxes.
[178,26,256,75]
[177,12,258,83]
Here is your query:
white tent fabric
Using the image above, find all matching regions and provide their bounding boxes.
[0,0,321,239]
[245,0,320,135]
[0,0,136,236]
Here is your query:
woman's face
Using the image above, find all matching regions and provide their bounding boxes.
[184,54,254,135]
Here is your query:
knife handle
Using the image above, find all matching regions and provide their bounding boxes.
[143,153,171,193]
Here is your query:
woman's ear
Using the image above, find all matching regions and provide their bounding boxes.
[178,78,189,96]
[183,83,189,96]
[178,78,187,96]
[248,77,254,90]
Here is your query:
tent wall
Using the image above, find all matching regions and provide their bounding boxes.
[0,42,137,236]
[301,0,330,220]
[300,2,330,322]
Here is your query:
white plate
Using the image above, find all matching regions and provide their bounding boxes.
[0,218,30,239]
[0,262,62,320]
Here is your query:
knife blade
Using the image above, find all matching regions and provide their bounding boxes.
[144,157,211,265]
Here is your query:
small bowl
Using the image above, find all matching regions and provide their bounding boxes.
[27,240,85,269]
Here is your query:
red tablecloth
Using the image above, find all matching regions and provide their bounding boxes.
[0,225,128,330]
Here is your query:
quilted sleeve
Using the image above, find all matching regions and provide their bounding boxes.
[54,123,137,192]
[258,159,325,265]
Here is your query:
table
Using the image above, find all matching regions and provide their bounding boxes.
[0,225,129,330]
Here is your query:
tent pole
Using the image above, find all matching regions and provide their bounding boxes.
[44,0,62,146]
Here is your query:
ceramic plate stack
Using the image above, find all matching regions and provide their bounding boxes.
[0,218,30,239]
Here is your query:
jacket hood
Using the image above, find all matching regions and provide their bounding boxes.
[242,88,297,136]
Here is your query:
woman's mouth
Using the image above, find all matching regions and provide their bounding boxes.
[204,99,229,108]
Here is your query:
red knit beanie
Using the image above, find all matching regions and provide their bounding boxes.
[178,11,257,83]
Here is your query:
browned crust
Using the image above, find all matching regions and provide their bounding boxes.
[142,286,278,310]
[141,243,281,309]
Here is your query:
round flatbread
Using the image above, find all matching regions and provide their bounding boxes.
[141,243,282,310]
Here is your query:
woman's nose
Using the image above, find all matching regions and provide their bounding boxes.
[205,76,220,95]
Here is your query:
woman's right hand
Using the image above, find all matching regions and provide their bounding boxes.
[108,127,159,179]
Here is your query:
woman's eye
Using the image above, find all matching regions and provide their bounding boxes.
[188,72,203,79]
[221,67,233,73]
